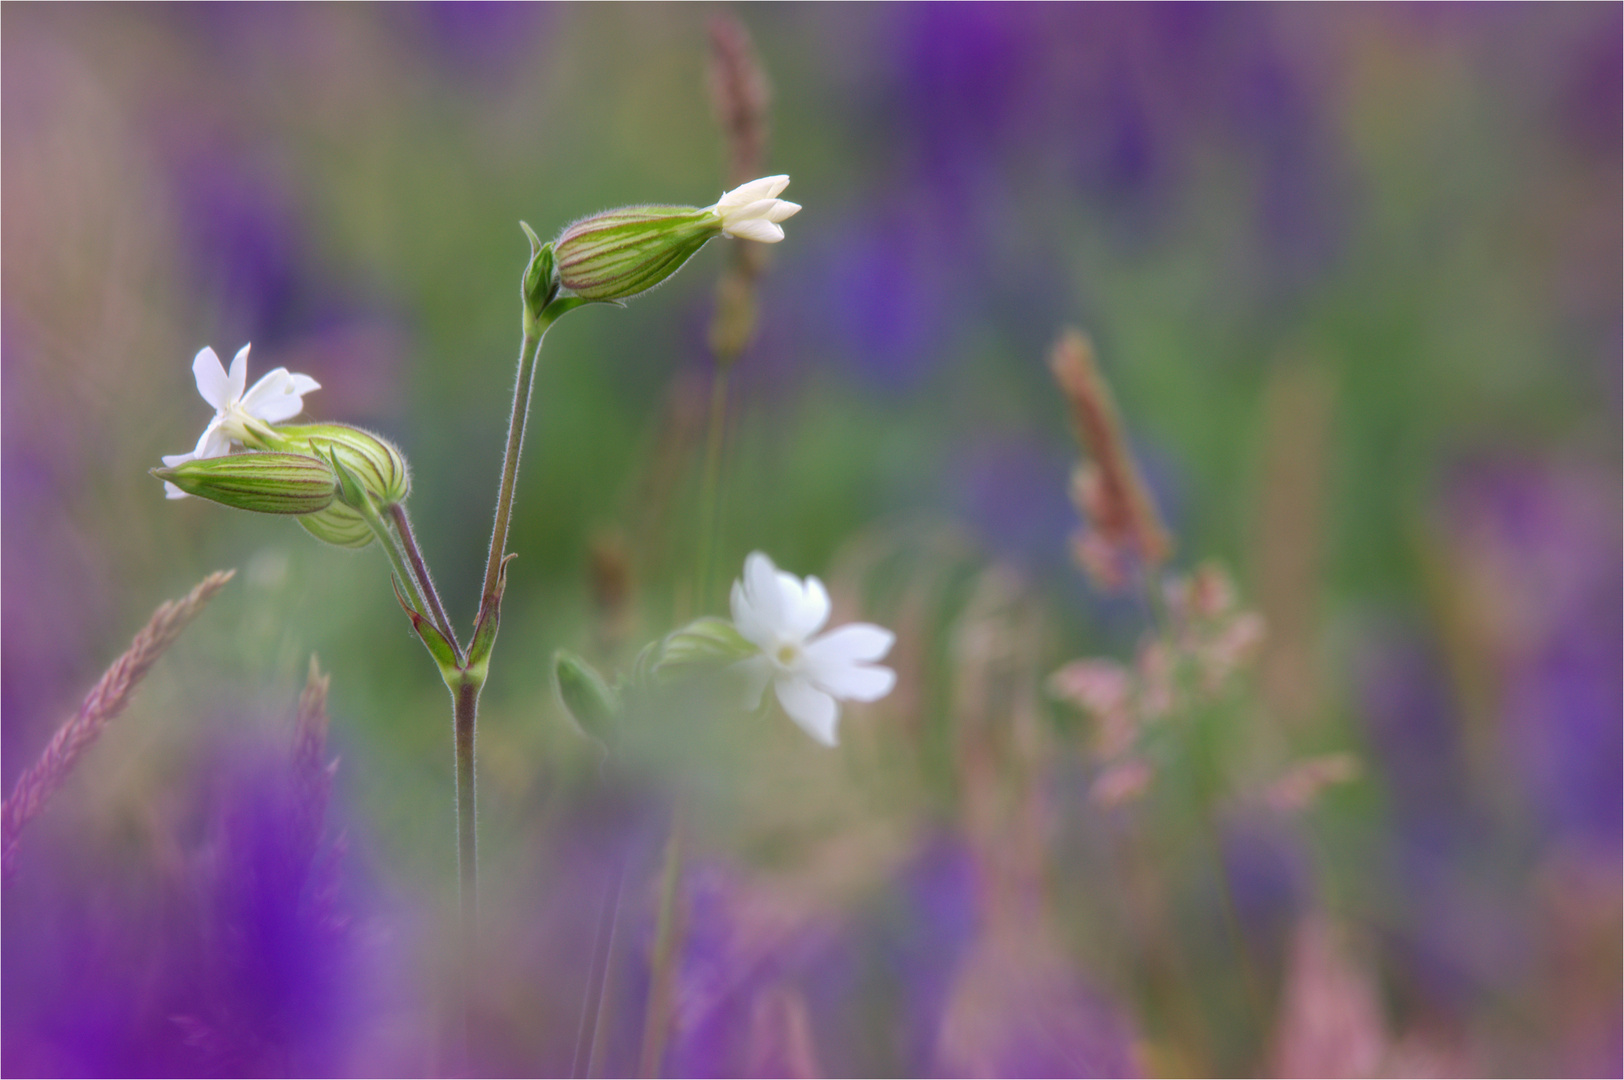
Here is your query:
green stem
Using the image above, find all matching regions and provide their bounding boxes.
[452,672,482,1052]
[483,314,558,606]
[368,507,433,623]
[392,502,461,659]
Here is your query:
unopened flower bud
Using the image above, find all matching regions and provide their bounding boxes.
[555,650,621,752]
[653,616,757,678]
[554,206,721,302]
[276,423,411,549]
[552,176,799,304]
[150,452,337,515]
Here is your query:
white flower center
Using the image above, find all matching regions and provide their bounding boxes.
[774,642,802,668]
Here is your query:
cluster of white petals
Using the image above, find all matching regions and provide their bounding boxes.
[706,175,802,244]
[730,552,895,747]
[161,344,320,499]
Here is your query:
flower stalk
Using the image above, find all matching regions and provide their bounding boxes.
[155,172,807,1070]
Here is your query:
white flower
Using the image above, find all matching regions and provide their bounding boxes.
[706,174,802,244]
[160,344,320,499]
[731,551,896,747]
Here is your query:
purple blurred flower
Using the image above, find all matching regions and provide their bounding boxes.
[409,2,553,83]
[954,437,1075,572]
[933,925,1141,1079]
[163,136,306,339]
[662,862,840,1078]
[2,724,416,1077]
[1444,457,1623,850]
[889,4,1043,191]
[1,324,116,790]
[1220,812,1310,971]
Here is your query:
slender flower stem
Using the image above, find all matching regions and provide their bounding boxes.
[370,510,433,625]
[452,674,482,1050]
[392,502,461,658]
[638,809,686,1078]
[483,322,551,606]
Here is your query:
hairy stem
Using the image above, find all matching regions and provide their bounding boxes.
[392,502,461,659]
[372,512,433,626]
[452,675,482,1052]
[484,323,551,605]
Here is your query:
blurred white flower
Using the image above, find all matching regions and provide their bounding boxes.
[731,551,895,746]
[707,174,801,243]
[161,344,319,498]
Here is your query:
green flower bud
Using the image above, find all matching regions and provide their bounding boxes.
[555,650,621,751]
[150,452,338,515]
[554,206,722,302]
[520,223,557,315]
[275,423,411,550]
[653,616,757,678]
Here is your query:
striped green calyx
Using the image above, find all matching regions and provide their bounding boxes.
[273,423,412,549]
[553,205,721,302]
[150,452,338,515]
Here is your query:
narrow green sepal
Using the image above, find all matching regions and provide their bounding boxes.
[554,650,621,751]
[152,452,338,514]
[521,223,559,332]
[321,445,368,510]
[466,552,517,676]
[391,575,461,678]
[653,617,756,678]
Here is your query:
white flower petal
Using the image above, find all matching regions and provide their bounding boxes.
[192,418,233,460]
[240,368,309,423]
[781,573,831,639]
[226,344,251,401]
[288,373,321,396]
[721,198,783,224]
[804,623,895,667]
[191,347,231,409]
[815,662,895,703]
[765,200,801,224]
[715,175,789,211]
[742,551,787,634]
[730,579,775,651]
[160,452,195,500]
[773,676,839,747]
[724,218,785,243]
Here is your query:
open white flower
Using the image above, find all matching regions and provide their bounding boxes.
[706,174,802,244]
[161,344,320,499]
[731,551,895,747]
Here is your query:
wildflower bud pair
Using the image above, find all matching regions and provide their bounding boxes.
[152,423,410,550]
[550,175,800,304]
